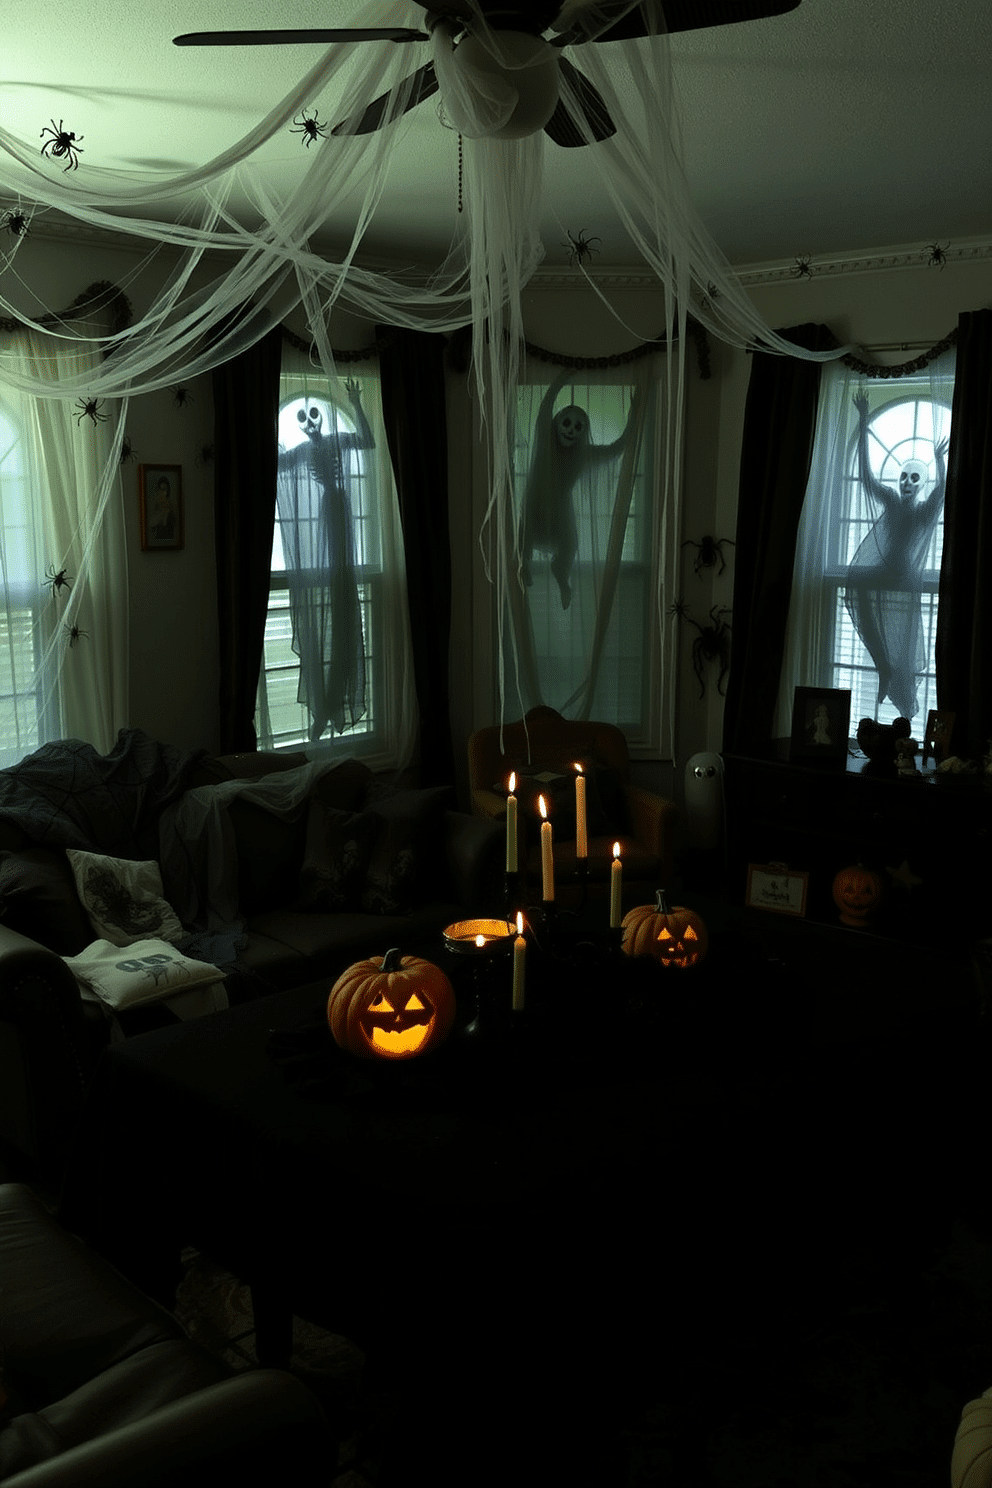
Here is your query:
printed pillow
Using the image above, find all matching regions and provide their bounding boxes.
[499,761,610,837]
[297,802,379,912]
[66,850,184,947]
[0,848,93,955]
[63,938,226,1012]
[298,786,451,917]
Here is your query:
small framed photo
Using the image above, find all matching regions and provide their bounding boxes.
[746,863,809,918]
[789,686,851,763]
[139,465,184,551]
[922,709,955,765]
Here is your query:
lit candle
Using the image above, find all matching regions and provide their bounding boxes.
[610,841,622,928]
[512,911,526,1011]
[476,933,486,949]
[574,763,588,859]
[539,794,554,902]
[506,772,517,873]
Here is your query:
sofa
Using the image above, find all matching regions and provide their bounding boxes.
[0,730,505,1178]
[0,1181,331,1485]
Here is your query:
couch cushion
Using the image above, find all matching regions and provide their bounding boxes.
[298,786,453,917]
[66,851,185,947]
[0,848,93,955]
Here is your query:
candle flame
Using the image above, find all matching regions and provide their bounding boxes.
[574,761,583,775]
[517,911,524,935]
[475,934,486,948]
[539,794,548,820]
[613,841,621,859]
[508,771,516,793]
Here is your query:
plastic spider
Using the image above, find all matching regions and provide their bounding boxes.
[924,240,950,270]
[0,207,30,238]
[669,600,733,698]
[196,443,215,466]
[45,564,72,600]
[791,255,813,279]
[682,534,735,577]
[40,120,83,172]
[64,622,89,647]
[290,110,328,148]
[74,396,108,427]
[562,228,601,267]
[172,386,193,408]
[119,435,137,464]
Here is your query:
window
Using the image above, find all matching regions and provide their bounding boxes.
[505,361,675,753]
[779,355,954,737]
[254,360,416,768]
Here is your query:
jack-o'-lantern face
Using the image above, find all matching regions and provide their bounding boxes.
[655,923,704,969]
[360,988,434,1056]
[832,864,884,926]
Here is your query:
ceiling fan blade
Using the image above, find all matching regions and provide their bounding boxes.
[331,63,439,137]
[556,0,800,44]
[544,57,616,147]
[173,28,428,47]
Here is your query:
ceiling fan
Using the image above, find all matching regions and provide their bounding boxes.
[174,2,801,148]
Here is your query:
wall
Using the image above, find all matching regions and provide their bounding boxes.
[5,231,991,801]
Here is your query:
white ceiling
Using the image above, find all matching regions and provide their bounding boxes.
[4,0,992,270]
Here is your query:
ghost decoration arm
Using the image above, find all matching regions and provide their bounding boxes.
[340,378,374,453]
[853,390,895,511]
[520,369,642,610]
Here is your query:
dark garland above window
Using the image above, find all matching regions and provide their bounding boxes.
[840,328,958,378]
[0,281,132,342]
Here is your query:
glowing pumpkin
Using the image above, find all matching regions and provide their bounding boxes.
[328,948,456,1060]
[832,863,884,927]
[621,891,708,969]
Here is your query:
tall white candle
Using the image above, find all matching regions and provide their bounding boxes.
[505,772,517,873]
[610,842,623,928]
[512,911,526,1011]
[539,794,555,902]
[574,763,588,859]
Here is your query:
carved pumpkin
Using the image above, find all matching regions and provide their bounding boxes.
[832,863,884,927]
[621,891,708,969]
[328,948,456,1060]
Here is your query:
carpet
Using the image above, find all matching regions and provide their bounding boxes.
[171,1213,992,1488]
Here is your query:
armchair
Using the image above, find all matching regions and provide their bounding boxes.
[467,706,678,906]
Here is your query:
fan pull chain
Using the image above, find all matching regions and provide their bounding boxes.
[458,134,463,213]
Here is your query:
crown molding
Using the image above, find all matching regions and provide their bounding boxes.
[733,238,992,287]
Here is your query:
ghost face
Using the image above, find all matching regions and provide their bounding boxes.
[297,405,323,441]
[554,406,588,449]
[899,459,928,499]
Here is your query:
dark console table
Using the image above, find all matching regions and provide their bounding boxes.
[723,741,992,936]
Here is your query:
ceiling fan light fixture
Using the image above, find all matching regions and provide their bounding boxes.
[444,32,560,140]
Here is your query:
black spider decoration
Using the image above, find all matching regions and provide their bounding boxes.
[562,228,601,267]
[40,120,84,172]
[0,207,30,239]
[290,110,328,148]
[682,534,735,577]
[45,564,72,600]
[196,443,215,466]
[172,385,193,408]
[64,622,89,648]
[74,396,109,427]
[791,255,813,279]
[119,435,137,464]
[670,600,733,698]
[924,240,950,270]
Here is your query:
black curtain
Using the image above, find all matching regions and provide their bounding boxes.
[377,326,455,786]
[935,308,992,761]
[213,324,283,753]
[722,323,840,754]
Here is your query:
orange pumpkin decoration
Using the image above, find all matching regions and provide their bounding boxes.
[328,948,456,1060]
[621,890,708,969]
[832,863,884,927]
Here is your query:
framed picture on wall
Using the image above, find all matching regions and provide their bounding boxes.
[139,464,184,551]
[789,686,851,764]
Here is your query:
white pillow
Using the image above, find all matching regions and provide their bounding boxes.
[63,938,226,1012]
[66,849,184,947]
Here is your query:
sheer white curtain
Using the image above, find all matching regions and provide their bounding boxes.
[0,331,127,765]
[503,354,678,752]
[777,352,955,737]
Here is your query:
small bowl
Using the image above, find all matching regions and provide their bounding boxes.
[442,918,516,956]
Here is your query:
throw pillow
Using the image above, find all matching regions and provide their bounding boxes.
[66,850,184,947]
[63,938,226,1011]
[498,761,610,837]
[298,785,452,917]
[0,848,93,955]
[297,802,379,912]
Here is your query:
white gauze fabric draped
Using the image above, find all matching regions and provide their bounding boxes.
[0,330,127,763]
[0,0,853,743]
[776,352,954,735]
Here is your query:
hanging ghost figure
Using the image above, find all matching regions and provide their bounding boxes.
[844,389,948,720]
[277,379,373,740]
[519,369,641,609]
